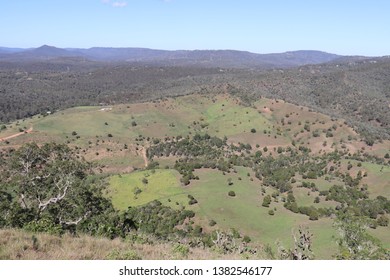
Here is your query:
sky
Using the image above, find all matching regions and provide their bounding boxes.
[0,0,389,56]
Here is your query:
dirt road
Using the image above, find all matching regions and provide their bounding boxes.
[0,127,33,142]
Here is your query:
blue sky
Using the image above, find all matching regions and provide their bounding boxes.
[0,0,389,56]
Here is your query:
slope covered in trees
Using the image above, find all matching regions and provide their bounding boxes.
[1,57,389,142]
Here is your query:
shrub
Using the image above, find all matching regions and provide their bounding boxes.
[268,210,275,216]
[188,198,198,205]
[262,195,271,207]
[23,218,63,235]
[172,244,189,258]
[312,131,320,137]
[309,209,319,221]
[250,128,256,133]
[107,249,142,260]
[377,216,389,227]
[228,191,236,197]
[242,235,251,243]
[326,131,334,138]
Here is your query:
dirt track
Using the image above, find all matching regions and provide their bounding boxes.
[0,127,33,142]
[140,146,148,167]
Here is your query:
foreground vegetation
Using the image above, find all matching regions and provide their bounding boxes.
[0,228,252,260]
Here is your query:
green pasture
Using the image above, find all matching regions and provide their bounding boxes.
[361,162,390,198]
[107,169,188,210]
[186,167,337,259]
[106,165,338,258]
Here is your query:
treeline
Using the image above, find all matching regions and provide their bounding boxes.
[0,65,226,123]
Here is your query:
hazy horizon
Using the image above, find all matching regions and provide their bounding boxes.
[0,44,381,58]
[1,0,389,57]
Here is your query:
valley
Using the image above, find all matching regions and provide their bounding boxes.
[1,93,388,259]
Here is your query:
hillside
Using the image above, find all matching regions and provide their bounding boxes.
[1,94,389,259]
[0,56,389,142]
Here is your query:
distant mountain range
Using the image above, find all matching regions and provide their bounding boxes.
[0,45,347,69]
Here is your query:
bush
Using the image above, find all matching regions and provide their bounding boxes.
[209,219,217,226]
[133,187,142,195]
[309,209,319,221]
[107,249,142,260]
[188,198,198,205]
[142,178,148,184]
[326,131,334,138]
[377,216,389,227]
[228,191,236,197]
[172,244,190,258]
[268,210,275,215]
[250,128,256,133]
[242,235,251,243]
[23,218,63,235]
[262,195,271,207]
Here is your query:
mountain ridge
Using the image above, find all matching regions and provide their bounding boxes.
[0,45,344,69]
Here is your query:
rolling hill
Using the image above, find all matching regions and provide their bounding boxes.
[1,94,389,259]
[0,45,341,69]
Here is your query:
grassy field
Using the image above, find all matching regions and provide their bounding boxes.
[107,166,338,259]
[185,167,337,259]
[361,162,390,198]
[107,169,188,210]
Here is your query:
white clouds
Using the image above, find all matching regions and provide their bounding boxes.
[112,1,128,8]
[101,0,127,8]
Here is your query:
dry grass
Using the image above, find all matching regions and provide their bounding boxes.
[0,229,266,260]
